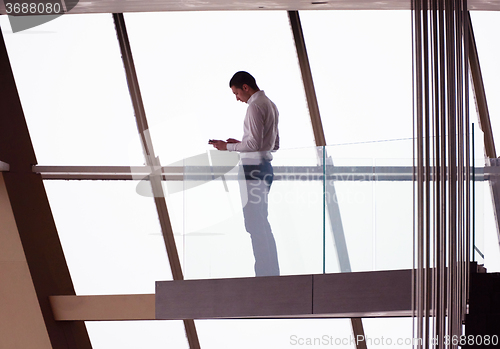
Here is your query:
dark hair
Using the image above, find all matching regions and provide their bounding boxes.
[229,71,259,90]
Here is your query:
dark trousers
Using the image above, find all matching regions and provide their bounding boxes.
[240,160,280,277]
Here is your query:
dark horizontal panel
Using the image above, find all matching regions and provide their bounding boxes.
[156,275,313,319]
[313,269,412,315]
[156,270,413,320]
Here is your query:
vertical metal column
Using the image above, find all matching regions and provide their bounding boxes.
[112,13,200,349]
[287,10,366,349]
[412,0,470,347]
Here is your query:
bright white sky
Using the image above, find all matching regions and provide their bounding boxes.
[1,9,499,349]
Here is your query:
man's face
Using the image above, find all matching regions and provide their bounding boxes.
[231,85,252,103]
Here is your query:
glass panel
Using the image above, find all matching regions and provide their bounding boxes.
[180,142,418,278]
[299,11,413,148]
[44,180,172,295]
[0,14,143,166]
[180,147,324,279]
[271,147,325,276]
[372,158,414,271]
[323,155,376,273]
[86,321,188,349]
[324,142,414,273]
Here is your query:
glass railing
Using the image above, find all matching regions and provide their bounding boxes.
[163,139,486,279]
[158,141,421,279]
[40,138,488,292]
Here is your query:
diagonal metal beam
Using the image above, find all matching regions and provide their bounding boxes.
[468,12,495,159]
[112,13,201,349]
[0,21,92,349]
[287,10,367,349]
[287,10,325,147]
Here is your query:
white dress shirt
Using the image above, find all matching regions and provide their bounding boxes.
[227,90,279,164]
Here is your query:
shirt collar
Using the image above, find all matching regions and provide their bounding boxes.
[247,90,264,104]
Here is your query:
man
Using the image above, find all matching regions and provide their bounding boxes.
[210,71,280,276]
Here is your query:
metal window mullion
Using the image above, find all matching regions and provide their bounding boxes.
[463,8,471,321]
[430,0,442,342]
[112,13,200,349]
[455,0,466,336]
[412,0,424,345]
[287,10,325,147]
[438,2,448,345]
[454,0,462,339]
[422,3,433,345]
[287,10,367,349]
[444,0,457,343]
[416,0,427,345]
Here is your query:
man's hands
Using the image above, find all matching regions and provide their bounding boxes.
[209,138,241,151]
[208,139,227,150]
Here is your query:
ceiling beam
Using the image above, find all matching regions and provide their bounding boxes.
[2,0,500,15]
[50,294,156,321]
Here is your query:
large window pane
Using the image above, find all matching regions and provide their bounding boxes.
[86,321,189,349]
[44,181,172,295]
[196,319,354,348]
[124,11,314,167]
[196,318,413,348]
[0,14,143,165]
[300,11,413,152]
